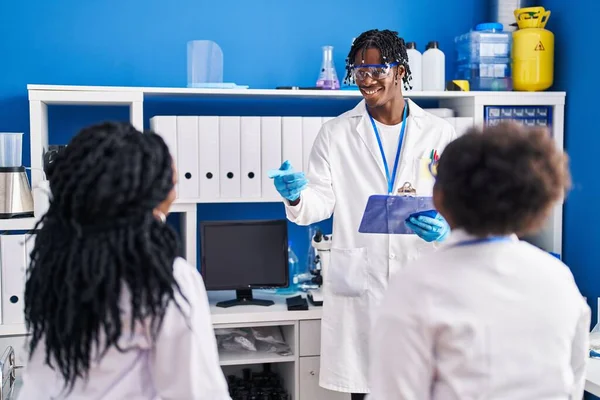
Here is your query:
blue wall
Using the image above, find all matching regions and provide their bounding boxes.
[0,0,485,268]
[538,0,600,397]
[540,0,599,316]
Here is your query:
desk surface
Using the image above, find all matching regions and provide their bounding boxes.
[587,359,600,396]
[208,291,323,325]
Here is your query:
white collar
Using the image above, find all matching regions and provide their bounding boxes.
[441,228,519,248]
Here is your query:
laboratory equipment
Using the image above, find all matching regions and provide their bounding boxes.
[0,133,33,219]
[422,41,445,91]
[455,23,512,91]
[288,242,300,290]
[187,40,248,89]
[227,365,291,400]
[187,40,223,88]
[490,0,535,31]
[200,219,289,308]
[512,7,554,91]
[484,105,552,128]
[316,45,340,90]
[305,225,318,275]
[307,229,331,306]
[405,42,422,91]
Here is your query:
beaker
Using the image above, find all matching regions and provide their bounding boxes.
[0,133,23,167]
[187,40,224,88]
[316,46,340,90]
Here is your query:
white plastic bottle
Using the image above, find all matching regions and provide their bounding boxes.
[422,41,445,91]
[405,42,422,91]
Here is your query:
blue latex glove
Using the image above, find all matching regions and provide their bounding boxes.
[267,160,308,202]
[405,212,450,242]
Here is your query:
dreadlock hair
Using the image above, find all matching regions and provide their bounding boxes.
[344,29,413,90]
[25,121,184,392]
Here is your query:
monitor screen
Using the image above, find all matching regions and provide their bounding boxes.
[200,219,289,291]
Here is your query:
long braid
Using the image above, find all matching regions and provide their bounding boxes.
[24,122,184,392]
[344,29,413,90]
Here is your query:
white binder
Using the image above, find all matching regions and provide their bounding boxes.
[176,116,200,199]
[302,117,323,172]
[150,116,178,196]
[198,116,220,200]
[282,117,303,172]
[1,235,27,325]
[219,116,241,198]
[240,117,262,198]
[260,117,282,200]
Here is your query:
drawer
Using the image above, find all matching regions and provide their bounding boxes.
[299,319,321,357]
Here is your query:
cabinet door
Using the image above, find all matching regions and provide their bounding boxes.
[299,356,350,400]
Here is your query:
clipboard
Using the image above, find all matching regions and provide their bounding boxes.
[358,182,436,234]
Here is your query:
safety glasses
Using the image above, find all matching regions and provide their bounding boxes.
[352,62,399,82]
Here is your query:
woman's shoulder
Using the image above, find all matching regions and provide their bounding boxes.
[172,257,206,292]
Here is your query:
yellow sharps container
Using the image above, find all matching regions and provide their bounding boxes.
[512,7,554,91]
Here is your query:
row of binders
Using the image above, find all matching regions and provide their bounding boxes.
[150,115,474,201]
[0,234,34,325]
[150,116,332,200]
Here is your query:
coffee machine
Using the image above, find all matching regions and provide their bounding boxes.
[0,133,33,219]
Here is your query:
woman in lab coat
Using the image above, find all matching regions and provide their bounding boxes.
[18,122,230,399]
[369,123,591,400]
[270,30,456,399]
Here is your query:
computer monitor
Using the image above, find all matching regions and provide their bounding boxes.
[200,219,289,308]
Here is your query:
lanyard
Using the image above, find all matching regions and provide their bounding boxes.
[368,103,408,195]
[452,236,513,248]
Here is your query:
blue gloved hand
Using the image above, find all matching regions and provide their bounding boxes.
[406,212,450,242]
[267,160,308,202]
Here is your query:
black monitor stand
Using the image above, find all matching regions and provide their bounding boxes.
[216,289,275,308]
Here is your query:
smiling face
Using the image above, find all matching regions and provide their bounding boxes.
[353,47,404,108]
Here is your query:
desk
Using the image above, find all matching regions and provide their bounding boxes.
[207,291,347,400]
[587,359,600,396]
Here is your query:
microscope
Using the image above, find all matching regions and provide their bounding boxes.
[307,229,332,306]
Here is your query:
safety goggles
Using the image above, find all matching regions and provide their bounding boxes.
[352,62,399,81]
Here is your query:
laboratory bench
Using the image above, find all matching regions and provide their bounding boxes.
[208,290,347,400]
[587,359,600,396]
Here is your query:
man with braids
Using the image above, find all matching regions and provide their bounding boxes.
[269,29,456,399]
[18,122,231,400]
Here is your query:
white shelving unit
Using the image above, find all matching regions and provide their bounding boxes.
[23,84,566,265]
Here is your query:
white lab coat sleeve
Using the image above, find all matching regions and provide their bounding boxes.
[569,300,591,400]
[369,269,434,400]
[284,125,335,225]
[151,258,231,400]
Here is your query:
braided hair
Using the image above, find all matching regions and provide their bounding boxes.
[344,29,413,90]
[25,122,184,391]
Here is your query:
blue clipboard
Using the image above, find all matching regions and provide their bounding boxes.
[358,194,436,234]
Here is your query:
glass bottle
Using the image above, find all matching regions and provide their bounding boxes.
[316,46,340,90]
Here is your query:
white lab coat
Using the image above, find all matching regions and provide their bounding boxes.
[285,99,456,393]
[17,257,231,400]
[368,230,591,400]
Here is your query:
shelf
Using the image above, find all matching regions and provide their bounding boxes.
[219,350,295,366]
[174,197,280,205]
[0,218,37,231]
[0,324,28,336]
[27,84,567,104]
